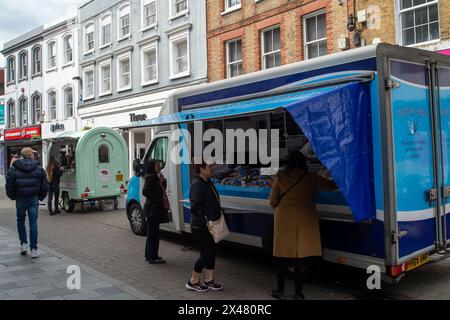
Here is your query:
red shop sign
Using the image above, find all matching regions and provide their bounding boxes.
[4,126,41,141]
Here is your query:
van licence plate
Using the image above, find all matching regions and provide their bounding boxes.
[406,254,429,272]
[116,174,124,182]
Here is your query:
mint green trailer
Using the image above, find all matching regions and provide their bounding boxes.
[47,127,129,212]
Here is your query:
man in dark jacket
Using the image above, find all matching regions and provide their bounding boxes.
[5,147,48,258]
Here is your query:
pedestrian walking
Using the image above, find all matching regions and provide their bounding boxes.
[46,157,63,216]
[269,150,336,300]
[5,147,49,258]
[143,159,170,264]
[186,160,223,292]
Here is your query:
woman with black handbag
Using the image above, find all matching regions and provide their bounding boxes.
[143,159,171,264]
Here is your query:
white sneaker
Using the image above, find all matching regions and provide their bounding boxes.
[20,244,28,256]
[31,249,40,259]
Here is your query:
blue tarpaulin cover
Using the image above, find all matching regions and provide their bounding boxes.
[133,82,375,222]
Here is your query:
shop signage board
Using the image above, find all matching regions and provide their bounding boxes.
[4,126,41,141]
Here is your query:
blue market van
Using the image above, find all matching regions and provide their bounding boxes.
[126,44,450,281]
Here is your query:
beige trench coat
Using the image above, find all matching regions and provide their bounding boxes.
[269,168,335,259]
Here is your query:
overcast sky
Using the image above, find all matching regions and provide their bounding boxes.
[0,0,83,67]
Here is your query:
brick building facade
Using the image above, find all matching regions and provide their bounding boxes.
[207,0,450,82]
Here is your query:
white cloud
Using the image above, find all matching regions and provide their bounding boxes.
[0,0,83,66]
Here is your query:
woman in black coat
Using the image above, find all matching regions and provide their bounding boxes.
[143,159,170,264]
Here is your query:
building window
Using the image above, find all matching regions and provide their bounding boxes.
[85,23,95,53]
[64,87,74,119]
[226,39,243,78]
[141,44,158,85]
[304,11,327,59]
[7,100,15,128]
[48,91,57,121]
[48,41,57,69]
[261,26,281,69]
[101,14,112,46]
[19,51,28,80]
[225,0,241,11]
[83,68,95,100]
[32,46,42,75]
[118,3,131,39]
[32,94,42,124]
[399,0,439,46]
[142,0,157,29]
[7,56,16,83]
[99,61,112,95]
[19,97,28,126]
[172,0,188,17]
[117,53,132,91]
[169,31,190,79]
[63,35,73,64]
[99,144,110,163]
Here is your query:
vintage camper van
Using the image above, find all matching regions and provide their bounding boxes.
[126,44,450,281]
[47,127,128,212]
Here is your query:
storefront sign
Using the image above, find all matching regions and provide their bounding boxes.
[50,123,65,133]
[4,126,41,141]
[129,113,148,122]
[0,98,5,125]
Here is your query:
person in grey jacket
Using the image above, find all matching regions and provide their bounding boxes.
[185,160,223,292]
[5,147,48,258]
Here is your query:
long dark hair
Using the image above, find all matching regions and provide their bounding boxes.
[46,157,56,182]
[287,150,308,172]
[145,159,159,177]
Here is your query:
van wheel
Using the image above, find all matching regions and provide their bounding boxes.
[62,193,75,213]
[128,203,146,236]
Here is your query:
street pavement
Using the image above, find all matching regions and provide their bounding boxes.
[1,184,450,300]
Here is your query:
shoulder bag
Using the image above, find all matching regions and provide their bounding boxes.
[273,172,307,209]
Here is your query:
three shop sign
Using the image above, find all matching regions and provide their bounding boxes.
[129,113,148,123]
[4,126,41,141]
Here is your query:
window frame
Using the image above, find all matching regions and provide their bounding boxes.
[169,0,188,20]
[142,0,157,30]
[7,56,16,84]
[63,34,74,65]
[141,42,158,86]
[303,9,328,60]
[226,38,243,78]
[397,0,440,46]
[18,96,28,127]
[98,144,110,163]
[117,52,132,92]
[169,30,190,80]
[118,3,131,41]
[99,60,112,96]
[18,51,28,81]
[84,22,95,54]
[31,93,42,124]
[64,86,74,119]
[47,40,57,70]
[223,0,242,14]
[83,66,95,101]
[7,100,16,128]
[100,13,112,48]
[32,45,42,76]
[47,90,57,121]
[260,25,281,70]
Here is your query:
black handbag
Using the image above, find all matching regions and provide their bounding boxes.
[160,208,172,224]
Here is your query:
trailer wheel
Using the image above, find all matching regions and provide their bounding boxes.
[62,193,75,213]
[128,202,146,236]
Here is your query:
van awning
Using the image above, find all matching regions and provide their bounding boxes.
[131,82,375,222]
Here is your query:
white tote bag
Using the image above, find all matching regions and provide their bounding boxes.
[209,214,230,243]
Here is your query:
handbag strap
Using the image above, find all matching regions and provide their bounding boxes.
[274,172,306,208]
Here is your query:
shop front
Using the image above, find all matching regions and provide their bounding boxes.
[2,125,43,170]
[41,119,77,167]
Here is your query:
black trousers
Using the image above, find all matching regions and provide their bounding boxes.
[274,257,310,295]
[48,185,60,214]
[192,228,216,273]
[145,216,160,261]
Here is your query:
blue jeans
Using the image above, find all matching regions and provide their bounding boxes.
[16,196,39,250]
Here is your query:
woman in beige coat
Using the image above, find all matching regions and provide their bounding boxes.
[269,151,336,300]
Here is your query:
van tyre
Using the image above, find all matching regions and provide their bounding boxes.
[128,203,146,236]
[62,193,75,213]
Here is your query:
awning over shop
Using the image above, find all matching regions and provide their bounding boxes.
[129,82,375,222]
